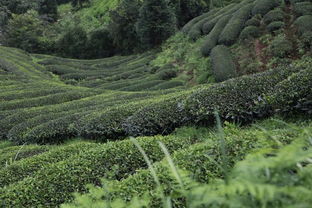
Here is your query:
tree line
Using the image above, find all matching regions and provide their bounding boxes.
[0,0,237,58]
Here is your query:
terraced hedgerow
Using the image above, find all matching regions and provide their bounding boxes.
[0,0,311,207]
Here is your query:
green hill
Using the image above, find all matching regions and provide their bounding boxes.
[0,0,311,207]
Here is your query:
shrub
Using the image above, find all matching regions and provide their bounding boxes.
[263,9,285,24]
[252,0,281,16]
[57,26,88,59]
[201,15,222,35]
[157,69,177,80]
[182,9,218,34]
[0,141,13,150]
[267,61,312,114]
[267,21,285,33]
[85,28,115,59]
[210,45,237,82]
[294,15,312,36]
[74,102,150,141]
[201,2,245,35]
[0,90,96,111]
[4,91,156,144]
[201,14,232,56]
[0,88,66,101]
[0,145,49,168]
[218,4,253,46]
[300,31,312,51]
[188,17,212,40]
[245,16,261,27]
[124,93,192,137]
[20,113,88,144]
[293,2,312,17]
[0,135,200,207]
[240,26,261,40]
[136,0,176,49]
[119,80,165,91]
[0,142,98,188]
[149,80,184,90]
[185,65,300,125]
[269,35,293,58]
[290,0,308,3]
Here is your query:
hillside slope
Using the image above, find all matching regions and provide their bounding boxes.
[0,43,311,145]
[0,0,312,207]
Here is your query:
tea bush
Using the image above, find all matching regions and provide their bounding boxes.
[218,4,253,45]
[269,34,293,58]
[201,15,232,56]
[240,26,261,40]
[210,45,237,82]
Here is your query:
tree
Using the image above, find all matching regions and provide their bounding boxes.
[0,6,10,27]
[57,26,88,58]
[136,0,177,49]
[71,0,90,9]
[38,0,58,22]
[85,28,115,58]
[4,10,44,52]
[169,0,209,27]
[108,0,142,54]
[3,0,37,14]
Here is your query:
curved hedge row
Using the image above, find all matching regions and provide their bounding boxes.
[182,9,220,34]
[0,90,97,111]
[0,88,67,101]
[267,21,285,33]
[201,14,232,56]
[4,92,159,144]
[240,26,261,40]
[149,80,184,90]
[63,121,305,208]
[188,14,220,40]
[210,45,237,82]
[124,93,193,137]
[263,9,285,24]
[294,15,312,35]
[0,142,98,188]
[0,91,157,141]
[185,65,300,124]
[202,2,244,34]
[218,4,253,46]
[0,135,200,207]
[267,60,312,113]
[252,0,281,16]
[245,16,261,27]
[73,101,155,141]
[0,145,50,168]
[123,64,304,137]
[293,2,312,17]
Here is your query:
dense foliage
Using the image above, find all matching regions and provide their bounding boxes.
[136,0,177,49]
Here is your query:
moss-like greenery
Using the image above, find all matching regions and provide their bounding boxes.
[294,15,312,35]
[263,9,285,24]
[210,45,237,82]
[267,21,285,33]
[293,2,312,17]
[252,0,281,16]
[240,26,261,40]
